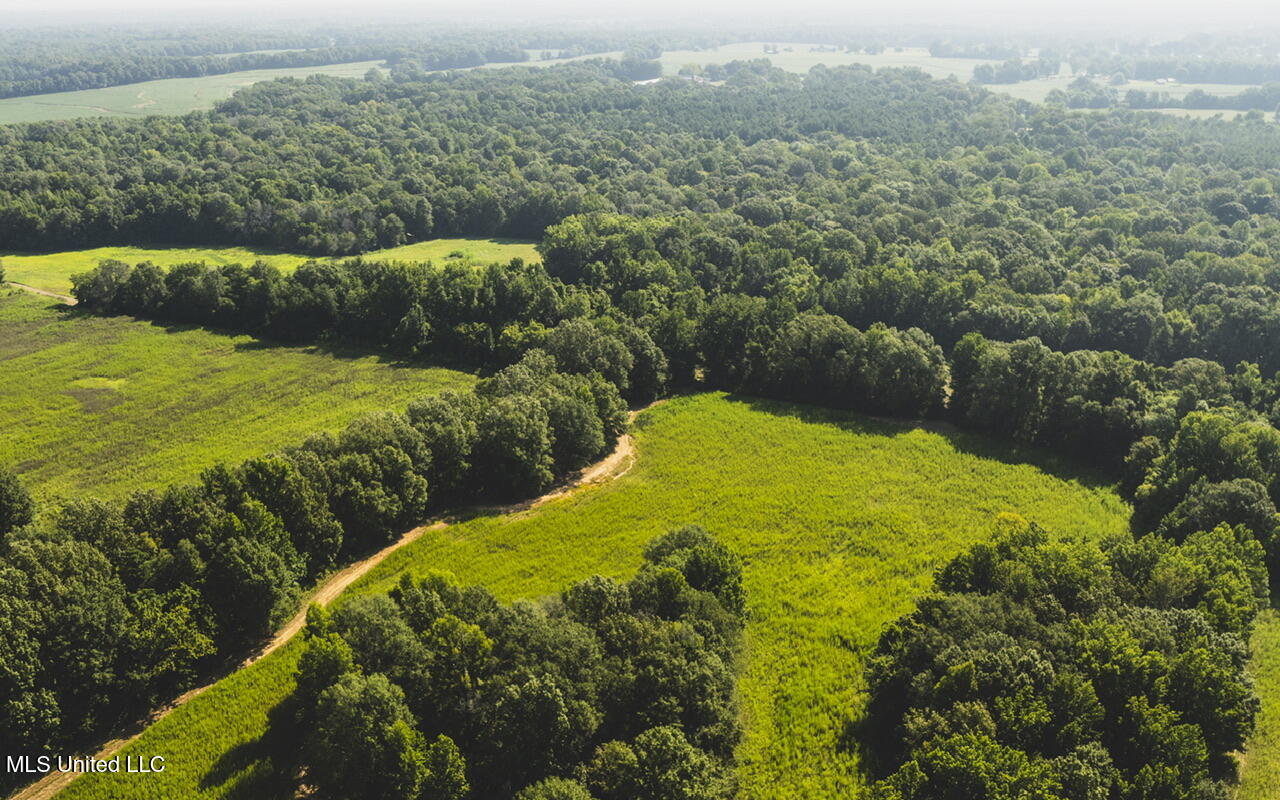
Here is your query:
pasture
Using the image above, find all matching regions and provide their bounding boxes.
[1,237,540,296]
[56,392,1129,800]
[0,290,475,502]
[0,60,387,124]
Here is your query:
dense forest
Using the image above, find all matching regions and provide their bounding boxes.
[8,48,1280,800]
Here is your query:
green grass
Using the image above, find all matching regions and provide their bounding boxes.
[0,61,388,124]
[1,247,310,296]
[0,290,475,503]
[362,237,542,265]
[55,392,1129,800]
[2,238,541,296]
[1239,610,1280,798]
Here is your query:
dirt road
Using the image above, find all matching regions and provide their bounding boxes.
[5,282,77,305]
[8,413,645,800]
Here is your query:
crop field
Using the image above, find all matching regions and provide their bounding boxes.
[1,237,540,296]
[56,392,1129,800]
[0,60,387,124]
[0,290,475,502]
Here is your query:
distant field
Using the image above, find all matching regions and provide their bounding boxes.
[58,392,1129,800]
[1,237,540,296]
[995,76,1250,104]
[0,290,474,502]
[528,42,1001,81]
[0,60,387,124]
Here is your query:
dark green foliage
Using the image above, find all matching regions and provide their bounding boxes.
[864,516,1267,800]
[293,529,745,800]
[0,466,34,537]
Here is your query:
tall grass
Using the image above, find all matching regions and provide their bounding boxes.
[1239,610,1280,798]
[56,392,1128,800]
[0,292,474,502]
[1,238,540,296]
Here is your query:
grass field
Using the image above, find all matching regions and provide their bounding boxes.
[527,42,1002,81]
[0,61,388,124]
[1,237,540,296]
[0,290,475,502]
[1240,610,1280,798]
[996,76,1252,105]
[54,392,1129,800]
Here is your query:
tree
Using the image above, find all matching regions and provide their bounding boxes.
[306,672,428,800]
[0,466,34,537]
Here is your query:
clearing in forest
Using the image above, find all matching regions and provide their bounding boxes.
[1,238,540,296]
[0,291,475,503]
[53,392,1128,800]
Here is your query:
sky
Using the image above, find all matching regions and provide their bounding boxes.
[0,0,1276,34]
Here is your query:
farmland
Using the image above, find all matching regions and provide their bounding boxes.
[0,290,475,502]
[55,392,1129,800]
[1,237,540,296]
[0,60,387,124]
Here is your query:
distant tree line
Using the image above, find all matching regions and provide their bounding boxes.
[289,526,744,800]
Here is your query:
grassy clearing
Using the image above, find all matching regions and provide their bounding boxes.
[1,247,309,296]
[1239,610,1280,798]
[0,61,388,124]
[0,291,474,503]
[57,392,1128,800]
[2,237,540,296]
[995,77,1252,104]
[362,237,542,265]
[528,42,1001,81]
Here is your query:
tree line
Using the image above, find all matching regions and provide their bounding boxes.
[865,515,1266,800]
[0,348,637,792]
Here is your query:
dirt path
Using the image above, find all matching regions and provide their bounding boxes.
[5,282,77,305]
[8,409,648,800]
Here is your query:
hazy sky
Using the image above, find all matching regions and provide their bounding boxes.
[0,0,1276,34]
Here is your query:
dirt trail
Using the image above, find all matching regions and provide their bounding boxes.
[8,408,649,800]
[5,282,77,305]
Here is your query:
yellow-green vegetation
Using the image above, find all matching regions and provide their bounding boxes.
[363,237,542,265]
[0,61,388,124]
[2,238,541,296]
[0,291,474,502]
[1240,610,1280,799]
[1,246,309,296]
[58,392,1128,800]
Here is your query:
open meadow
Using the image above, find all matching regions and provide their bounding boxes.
[1,237,540,296]
[0,60,388,124]
[53,392,1129,800]
[0,290,475,503]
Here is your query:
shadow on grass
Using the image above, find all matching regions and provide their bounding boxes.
[723,393,1120,493]
[200,696,301,797]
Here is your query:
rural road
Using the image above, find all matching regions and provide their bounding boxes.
[5,282,77,305]
[7,413,645,800]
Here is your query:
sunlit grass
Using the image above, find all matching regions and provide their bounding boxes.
[1,238,541,296]
[1239,610,1280,798]
[0,291,475,503]
[57,392,1129,800]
